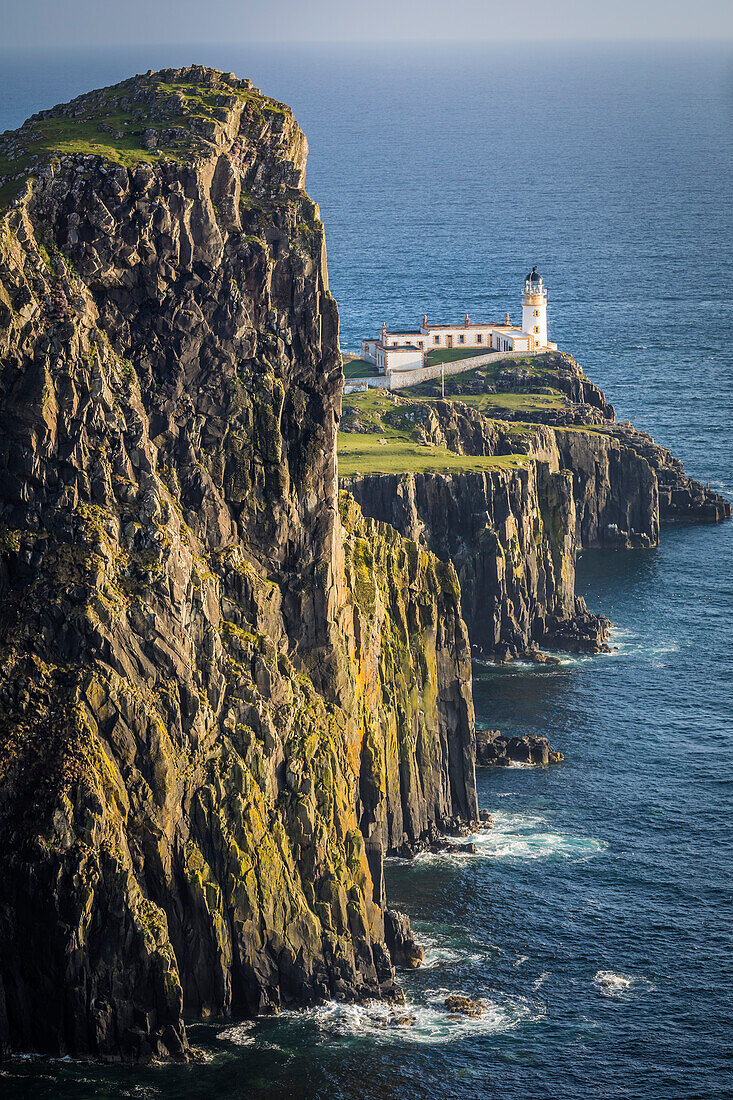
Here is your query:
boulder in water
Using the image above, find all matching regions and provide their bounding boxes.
[476,729,564,766]
[444,994,488,1017]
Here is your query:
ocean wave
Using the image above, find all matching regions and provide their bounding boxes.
[418,930,497,971]
[598,627,680,663]
[217,1021,257,1045]
[397,812,605,866]
[474,647,617,673]
[219,992,536,1048]
[471,811,606,862]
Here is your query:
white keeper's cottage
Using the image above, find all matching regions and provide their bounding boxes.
[361,268,557,378]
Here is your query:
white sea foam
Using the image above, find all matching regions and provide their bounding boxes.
[217,1021,257,1045]
[472,811,606,861]
[593,970,651,996]
[405,812,605,867]
[418,930,495,971]
[219,991,536,1048]
[475,626,680,672]
[605,627,680,663]
[297,992,534,1045]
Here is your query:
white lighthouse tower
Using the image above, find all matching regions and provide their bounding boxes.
[522,266,548,349]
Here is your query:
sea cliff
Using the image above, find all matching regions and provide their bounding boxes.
[0,68,474,1061]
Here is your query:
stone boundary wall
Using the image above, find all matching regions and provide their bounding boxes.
[350,349,549,392]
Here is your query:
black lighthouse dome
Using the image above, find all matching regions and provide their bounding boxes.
[526,265,542,282]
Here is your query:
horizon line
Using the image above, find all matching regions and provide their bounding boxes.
[2,37,733,51]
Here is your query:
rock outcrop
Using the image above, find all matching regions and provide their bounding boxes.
[476,729,563,766]
[0,69,475,1061]
[384,910,424,970]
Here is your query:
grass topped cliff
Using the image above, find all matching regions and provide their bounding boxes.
[392,352,607,416]
[337,353,609,477]
[338,389,530,476]
[0,66,293,207]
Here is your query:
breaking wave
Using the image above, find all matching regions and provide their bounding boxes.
[295,993,534,1045]
[394,812,606,867]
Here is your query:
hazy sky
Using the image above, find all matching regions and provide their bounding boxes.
[3,0,733,49]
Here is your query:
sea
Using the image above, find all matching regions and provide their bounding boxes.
[0,42,732,1100]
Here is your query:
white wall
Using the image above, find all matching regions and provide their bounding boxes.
[422,326,495,350]
[376,348,545,391]
[386,347,423,372]
[522,299,547,346]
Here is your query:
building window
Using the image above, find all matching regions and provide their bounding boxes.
[459,334,465,344]
[477,334,482,344]
[534,309,539,317]
[434,336,440,345]
[418,341,423,348]
[534,326,540,333]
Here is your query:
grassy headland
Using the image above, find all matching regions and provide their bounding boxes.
[337,353,605,477]
[0,71,291,207]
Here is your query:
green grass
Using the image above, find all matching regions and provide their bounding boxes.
[336,351,598,476]
[337,433,529,477]
[338,389,531,476]
[395,355,568,409]
[342,358,379,378]
[438,392,565,412]
[425,347,491,366]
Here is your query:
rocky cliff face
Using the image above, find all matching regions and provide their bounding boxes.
[0,68,476,1061]
[342,462,608,659]
[338,494,476,866]
[372,386,727,546]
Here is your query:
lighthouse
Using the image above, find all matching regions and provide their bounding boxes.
[522,266,548,349]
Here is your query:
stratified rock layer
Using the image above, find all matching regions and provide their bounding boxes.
[0,68,475,1061]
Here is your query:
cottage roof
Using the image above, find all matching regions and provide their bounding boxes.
[421,322,499,330]
[379,342,422,352]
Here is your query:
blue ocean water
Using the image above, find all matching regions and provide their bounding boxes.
[1,43,732,1099]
